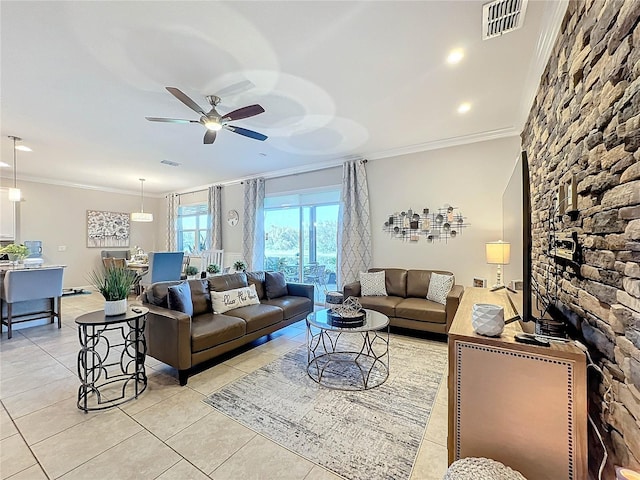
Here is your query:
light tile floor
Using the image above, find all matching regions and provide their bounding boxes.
[0,293,449,480]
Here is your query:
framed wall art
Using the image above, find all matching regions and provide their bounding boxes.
[473,277,487,288]
[87,210,130,248]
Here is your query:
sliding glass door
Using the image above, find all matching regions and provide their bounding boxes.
[264,191,339,303]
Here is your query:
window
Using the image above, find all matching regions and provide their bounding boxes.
[264,189,340,303]
[177,204,209,254]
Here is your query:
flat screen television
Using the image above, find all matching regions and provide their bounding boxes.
[502,150,533,324]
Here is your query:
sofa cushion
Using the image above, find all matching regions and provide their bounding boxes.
[263,296,313,321]
[224,304,283,333]
[167,282,193,316]
[210,285,260,314]
[209,272,248,292]
[246,271,266,300]
[265,271,288,299]
[144,280,183,308]
[357,295,404,318]
[370,268,407,297]
[396,298,447,324]
[188,279,211,316]
[406,270,431,298]
[360,271,387,296]
[191,313,246,353]
[427,273,454,305]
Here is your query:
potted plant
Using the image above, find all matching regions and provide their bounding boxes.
[233,260,247,272]
[1,243,30,263]
[206,263,221,275]
[185,265,199,278]
[88,265,137,316]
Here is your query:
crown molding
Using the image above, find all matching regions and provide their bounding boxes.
[0,173,163,198]
[517,0,569,131]
[364,127,521,161]
[2,126,522,197]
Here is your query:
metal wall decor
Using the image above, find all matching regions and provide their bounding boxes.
[382,205,469,243]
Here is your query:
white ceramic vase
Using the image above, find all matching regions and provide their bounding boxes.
[472,303,505,337]
[105,298,127,316]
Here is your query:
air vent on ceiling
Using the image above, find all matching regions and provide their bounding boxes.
[482,0,528,40]
[160,160,181,167]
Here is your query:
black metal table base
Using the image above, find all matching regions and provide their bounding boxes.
[76,309,147,412]
[306,323,389,390]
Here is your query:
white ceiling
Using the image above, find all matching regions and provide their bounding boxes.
[0,1,566,196]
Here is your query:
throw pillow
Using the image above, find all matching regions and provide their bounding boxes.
[426,273,454,305]
[360,271,387,296]
[210,284,260,314]
[265,271,288,299]
[167,281,193,316]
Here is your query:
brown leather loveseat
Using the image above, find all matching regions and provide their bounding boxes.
[343,268,464,334]
[141,271,314,385]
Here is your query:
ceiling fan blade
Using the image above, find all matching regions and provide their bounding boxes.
[145,117,199,124]
[225,125,267,141]
[203,130,217,144]
[166,87,207,115]
[222,104,265,122]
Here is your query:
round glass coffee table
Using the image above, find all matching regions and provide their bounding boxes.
[306,309,389,390]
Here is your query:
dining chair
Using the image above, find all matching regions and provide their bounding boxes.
[200,249,224,273]
[140,252,185,292]
[1,267,64,339]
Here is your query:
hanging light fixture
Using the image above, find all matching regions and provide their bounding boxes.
[7,136,23,202]
[131,178,153,222]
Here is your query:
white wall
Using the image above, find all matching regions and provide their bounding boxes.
[5,136,520,289]
[367,136,521,286]
[12,180,162,288]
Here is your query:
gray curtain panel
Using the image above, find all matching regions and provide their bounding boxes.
[338,160,372,288]
[208,185,222,250]
[166,193,179,251]
[242,178,265,271]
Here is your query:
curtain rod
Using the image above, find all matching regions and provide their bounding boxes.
[167,158,367,196]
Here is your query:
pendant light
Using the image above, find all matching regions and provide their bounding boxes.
[131,178,153,222]
[7,136,22,202]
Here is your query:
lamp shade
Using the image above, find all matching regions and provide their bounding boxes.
[486,241,511,265]
[131,211,153,222]
[8,187,21,202]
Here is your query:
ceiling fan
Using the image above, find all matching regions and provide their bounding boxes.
[146,87,267,144]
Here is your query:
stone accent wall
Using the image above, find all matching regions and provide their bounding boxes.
[521,0,640,475]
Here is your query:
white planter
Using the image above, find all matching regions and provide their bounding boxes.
[105,298,127,316]
[472,303,505,337]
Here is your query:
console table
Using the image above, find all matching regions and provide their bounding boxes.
[448,287,587,480]
[75,307,148,412]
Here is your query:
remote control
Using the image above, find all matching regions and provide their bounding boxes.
[514,333,550,347]
[131,307,142,313]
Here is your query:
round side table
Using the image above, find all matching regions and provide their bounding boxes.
[75,306,148,412]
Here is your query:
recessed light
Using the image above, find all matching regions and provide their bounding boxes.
[457,102,471,114]
[447,49,464,65]
[15,145,32,152]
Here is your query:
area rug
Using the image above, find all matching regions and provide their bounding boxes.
[204,334,447,480]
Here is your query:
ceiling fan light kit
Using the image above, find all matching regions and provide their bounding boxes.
[131,178,153,222]
[146,87,267,144]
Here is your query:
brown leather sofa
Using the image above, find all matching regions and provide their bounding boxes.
[343,268,464,334]
[141,272,314,385]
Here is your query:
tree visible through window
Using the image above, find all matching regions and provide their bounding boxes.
[177,204,210,254]
[264,190,340,302]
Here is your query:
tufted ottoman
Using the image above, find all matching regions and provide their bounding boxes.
[443,457,527,480]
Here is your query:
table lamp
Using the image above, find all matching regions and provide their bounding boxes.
[486,241,510,290]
